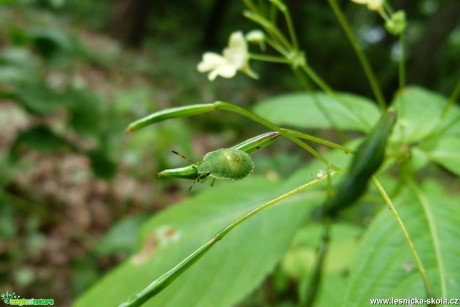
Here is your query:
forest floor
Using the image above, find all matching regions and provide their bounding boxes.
[0,6,275,305]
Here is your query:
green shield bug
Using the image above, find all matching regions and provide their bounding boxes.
[169,148,254,190]
[159,132,278,188]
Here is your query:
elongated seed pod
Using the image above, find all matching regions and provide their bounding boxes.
[126,104,216,132]
[232,131,280,154]
[326,108,397,217]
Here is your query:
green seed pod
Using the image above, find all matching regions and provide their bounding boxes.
[326,108,397,217]
[349,108,397,181]
[158,166,200,180]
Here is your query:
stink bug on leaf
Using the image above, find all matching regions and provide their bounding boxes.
[159,132,278,189]
[166,148,254,190]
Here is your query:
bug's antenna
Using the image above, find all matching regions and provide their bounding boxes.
[171,150,197,164]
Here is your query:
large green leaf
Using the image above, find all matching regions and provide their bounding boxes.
[94,215,149,256]
[427,136,460,176]
[253,92,379,132]
[75,174,325,307]
[392,86,459,143]
[343,180,460,306]
[281,223,360,307]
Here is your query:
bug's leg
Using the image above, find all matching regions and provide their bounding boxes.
[210,178,216,187]
[188,176,201,191]
[188,173,208,191]
[172,150,197,164]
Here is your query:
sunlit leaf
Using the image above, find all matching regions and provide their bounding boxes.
[253,92,380,132]
[343,180,460,306]
[392,86,456,143]
[75,174,325,307]
[427,136,460,176]
[94,215,149,256]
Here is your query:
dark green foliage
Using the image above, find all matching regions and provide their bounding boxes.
[87,147,117,180]
[9,125,75,160]
[0,22,120,179]
[13,83,68,115]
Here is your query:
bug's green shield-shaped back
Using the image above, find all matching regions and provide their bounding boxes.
[198,149,254,180]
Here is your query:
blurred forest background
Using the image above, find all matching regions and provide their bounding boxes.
[0,0,459,305]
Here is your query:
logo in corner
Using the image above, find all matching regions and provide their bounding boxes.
[1,291,54,306]
[1,292,20,305]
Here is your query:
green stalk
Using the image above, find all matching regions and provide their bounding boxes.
[372,177,433,298]
[283,128,352,154]
[125,102,338,169]
[242,0,259,15]
[215,101,333,167]
[300,64,372,131]
[302,165,333,306]
[270,0,299,49]
[249,53,290,63]
[291,67,349,143]
[244,11,292,51]
[119,173,335,307]
[328,0,386,110]
[405,177,445,300]
[303,222,330,307]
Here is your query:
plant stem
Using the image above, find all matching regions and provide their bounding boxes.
[372,177,433,299]
[291,67,349,143]
[244,11,292,51]
[242,0,259,15]
[300,64,372,131]
[328,0,386,110]
[405,176,446,300]
[249,53,290,63]
[272,0,298,49]
[304,221,330,307]
[119,174,335,307]
[284,128,352,154]
[215,101,336,168]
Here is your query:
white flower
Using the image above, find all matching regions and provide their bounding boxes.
[197,31,258,81]
[351,0,383,12]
